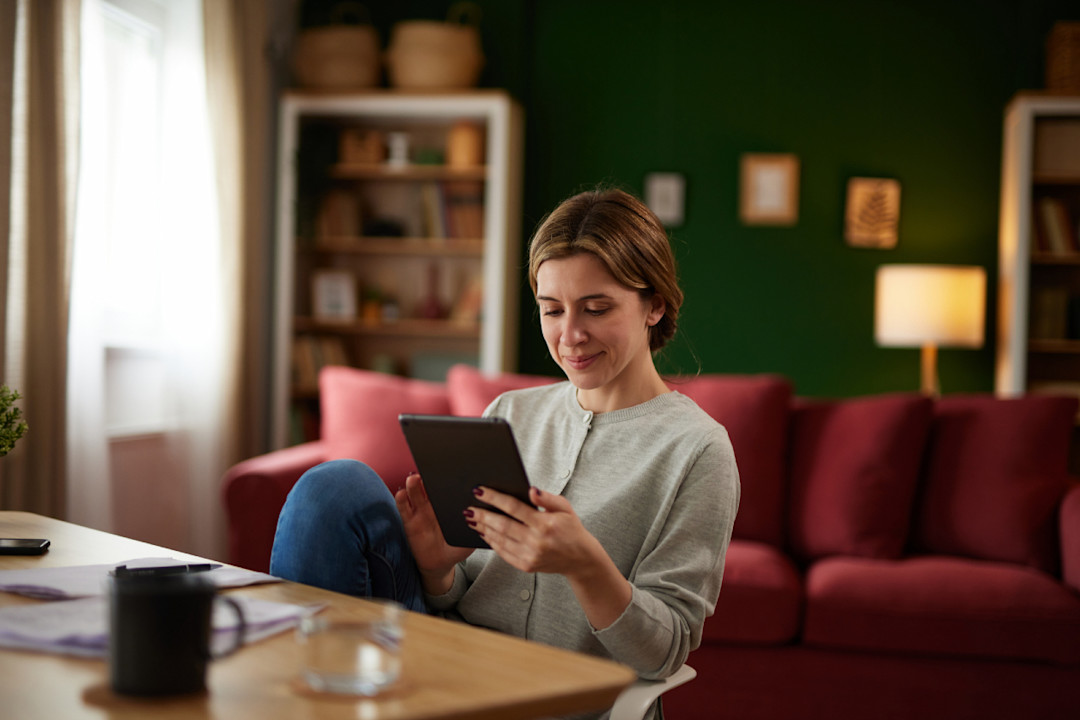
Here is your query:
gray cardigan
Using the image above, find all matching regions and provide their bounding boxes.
[426,382,740,690]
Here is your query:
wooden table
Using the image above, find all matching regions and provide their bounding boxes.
[0,511,635,719]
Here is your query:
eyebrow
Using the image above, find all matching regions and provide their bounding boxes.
[536,293,613,303]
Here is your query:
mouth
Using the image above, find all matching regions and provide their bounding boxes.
[563,353,599,370]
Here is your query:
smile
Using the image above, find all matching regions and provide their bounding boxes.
[564,353,599,370]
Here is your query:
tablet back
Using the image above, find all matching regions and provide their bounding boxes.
[398,415,533,548]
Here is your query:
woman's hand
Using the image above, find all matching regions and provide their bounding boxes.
[467,486,632,629]
[394,473,472,595]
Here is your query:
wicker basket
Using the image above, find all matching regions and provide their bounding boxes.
[292,3,380,90]
[1047,21,1080,92]
[385,4,484,90]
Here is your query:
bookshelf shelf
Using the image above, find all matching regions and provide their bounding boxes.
[311,237,484,257]
[295,316,481,339]
[329,163,488,181]
[1029,339,1080,353]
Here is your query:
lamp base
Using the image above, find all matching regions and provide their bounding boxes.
[920,344,939,396]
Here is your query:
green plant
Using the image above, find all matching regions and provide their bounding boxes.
[0,385,28,457]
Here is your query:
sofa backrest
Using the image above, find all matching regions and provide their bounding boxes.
[318,365,1078,575]
[320,366,451,495]
[912,394,1078,574]
[786,393,933,562]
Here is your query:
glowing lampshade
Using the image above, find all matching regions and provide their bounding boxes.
[875,264,986,394]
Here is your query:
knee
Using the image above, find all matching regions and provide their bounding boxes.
[283,459,394,517]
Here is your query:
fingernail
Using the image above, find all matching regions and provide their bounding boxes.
[463,509,474,518]
[467,520,478,528]
[533,488,543,497]
[472,486,483,496]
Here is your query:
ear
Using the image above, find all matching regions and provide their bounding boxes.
[645,294,666,328]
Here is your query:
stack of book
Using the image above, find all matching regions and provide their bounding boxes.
[418,181,485,240]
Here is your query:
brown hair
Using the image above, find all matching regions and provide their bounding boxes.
[528,188,683,351]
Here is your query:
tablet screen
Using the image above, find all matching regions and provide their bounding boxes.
[399,415,533,548]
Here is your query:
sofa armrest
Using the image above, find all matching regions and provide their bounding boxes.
[222,441,328,572]
[1062,481,1080,593]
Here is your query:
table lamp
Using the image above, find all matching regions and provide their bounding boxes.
[874,264,986,395]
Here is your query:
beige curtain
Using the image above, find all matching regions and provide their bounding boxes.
[0,0,79,517]
[201,0,283,466]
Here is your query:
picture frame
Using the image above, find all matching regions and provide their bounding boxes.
[845,178,901,248]
[311,270,357,322]
[740,153,800,226]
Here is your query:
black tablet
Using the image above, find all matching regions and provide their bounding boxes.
[398,414,533,548]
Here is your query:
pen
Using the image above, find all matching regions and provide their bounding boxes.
[112,563,221,577]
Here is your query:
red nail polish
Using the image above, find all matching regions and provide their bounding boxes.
[463,509,474,518]
[472,486,482,496]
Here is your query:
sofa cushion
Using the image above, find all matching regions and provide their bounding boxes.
[672,375,793,546]
[913,394,1078,574]
[320,366,451,494]
[804,555,1080,665]
[788,394,933,561]
[446,364,559,416]
[703,540,802,646]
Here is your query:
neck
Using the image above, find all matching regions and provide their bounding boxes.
[576,360,670,414]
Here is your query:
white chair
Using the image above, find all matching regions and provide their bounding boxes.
[610,663,697,720]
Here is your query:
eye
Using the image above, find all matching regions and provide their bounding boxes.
[585,306,609,317]
[541,307,563,317]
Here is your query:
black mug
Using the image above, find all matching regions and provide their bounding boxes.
[108,571,246,696]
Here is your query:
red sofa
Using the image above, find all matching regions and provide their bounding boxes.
[222,364,1080,719]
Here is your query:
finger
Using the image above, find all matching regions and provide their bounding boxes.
[473,486,535,521]
[529,487,571,513]
[405,473,430,507]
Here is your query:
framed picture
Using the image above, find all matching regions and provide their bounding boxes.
[845,178,901,248]
[312,270,357,322]
[740,153,799,226]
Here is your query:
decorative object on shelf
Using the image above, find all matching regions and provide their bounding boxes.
[451,275,484,324]
[845,178,901,248]
[875,264,986,396]
[385,3,484,90]
[292,3,380,90]
[386,132,410,167]
[312,269,358,322]
[0,385,28,457]
[418,262,447,320]
[447,121,485,168]
[339,128,385,165]
[739,153,799,226]
[1046,21,1080,92]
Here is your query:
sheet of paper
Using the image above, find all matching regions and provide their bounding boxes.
[0,595,321,657]
[0,558,280,600]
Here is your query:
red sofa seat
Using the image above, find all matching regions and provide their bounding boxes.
[222,365,1080,719]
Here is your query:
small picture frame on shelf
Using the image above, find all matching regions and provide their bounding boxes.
[312,270,358,322]
[740,153,799,226]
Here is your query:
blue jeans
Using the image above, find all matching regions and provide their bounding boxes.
[269,459,429,613]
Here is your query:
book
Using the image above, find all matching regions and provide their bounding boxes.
[1029,286,1070,340]
[1037,197,1077,256]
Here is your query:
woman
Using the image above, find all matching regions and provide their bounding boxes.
[271,188,739,717]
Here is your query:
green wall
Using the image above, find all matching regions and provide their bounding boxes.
[301,0,1080,397]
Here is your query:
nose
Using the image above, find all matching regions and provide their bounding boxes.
[562,311,588,346]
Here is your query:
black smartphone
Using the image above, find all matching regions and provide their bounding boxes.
[0,538,51,555]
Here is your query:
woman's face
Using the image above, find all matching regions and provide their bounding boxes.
[536,253,665,410]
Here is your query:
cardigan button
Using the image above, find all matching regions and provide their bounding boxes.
[519,589,531,601]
